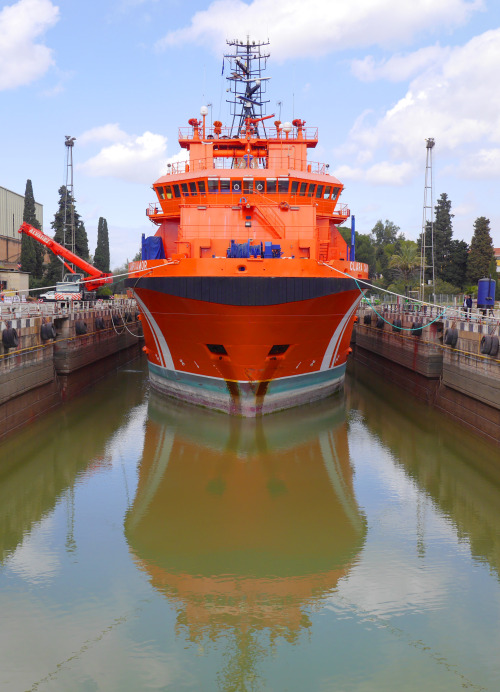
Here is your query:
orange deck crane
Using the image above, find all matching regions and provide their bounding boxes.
[19,222,113,299]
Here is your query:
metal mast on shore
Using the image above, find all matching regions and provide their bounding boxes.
[62,135,76,277]
[419,138,435,303]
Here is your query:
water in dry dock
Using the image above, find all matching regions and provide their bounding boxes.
[1,358,499,692]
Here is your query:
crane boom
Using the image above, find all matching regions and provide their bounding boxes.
[18,222,112,292]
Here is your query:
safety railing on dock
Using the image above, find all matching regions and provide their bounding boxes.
[0,298,137,321]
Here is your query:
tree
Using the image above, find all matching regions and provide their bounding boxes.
[94,217,110,272]
[428,192,453,281]
[388,240,420,282]
[467,216,495,284]
[20,179,45,286]
[443,239,469,288]
[370,219,403,282]
[45,185,89,285]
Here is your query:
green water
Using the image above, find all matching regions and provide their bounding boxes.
[1,358,499,691]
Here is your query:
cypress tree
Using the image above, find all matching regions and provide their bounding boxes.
[20,179,44,285]
[94,217,110,272]
[467,217,495,284]
[429,193,454,281]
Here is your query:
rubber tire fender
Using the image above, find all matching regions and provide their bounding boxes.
[480,335,492,354]
[376,317,384,329]
[95,317,105,330]
[112,314,123,326]
[2,327,18,349]
[40,323,56,341]
[124,311,133,323]
[412,322,423,337]
[444,327,458,347]
[363,314,371,325]
[489,335,499,357]
[75,320,87,335]
[392,319,402,332]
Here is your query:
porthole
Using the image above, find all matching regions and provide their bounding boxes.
[237,265,247,272]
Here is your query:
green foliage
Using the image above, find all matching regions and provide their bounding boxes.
[429,193,454,281]
[466,216,495,284]
[94,217,110,272]
[388,240,420,281]
[44,186,89,285]
[20,179,45,286]
[97,285,112,297]
[443,239,468,288]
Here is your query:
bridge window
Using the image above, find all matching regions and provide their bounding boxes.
[189,182,198,195]
[208,178,219,193]
[255,180,265,193]
[291,181,299,194]
[278,178,289,193]
[198,180,206,194]
[220,178,230,193]
[232,180,242,193]
[243,178,254,194]
[298,182,307,196]
[266,178,277,193]
[157,187,165,200]
[173,184,181,198]
[332,186,340,199]
[315,185,324,198]
[181,183,190,196]
[307,184,316,197]
[165,185,173,199]
[323,186,331,200]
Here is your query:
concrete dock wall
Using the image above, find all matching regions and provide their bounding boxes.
[353,308,500,444]
[0,301,143,440]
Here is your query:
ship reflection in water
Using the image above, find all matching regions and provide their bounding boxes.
[125,395,366,683]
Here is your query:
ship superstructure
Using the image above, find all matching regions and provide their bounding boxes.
[127,39,368,416]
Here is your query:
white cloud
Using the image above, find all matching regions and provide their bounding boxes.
[336,28,500,182]
[79,124,129,146]
[459,148,500,179]
[351,45,450,82]
[0,0,59,90]
[79,131,169,184]
[334,161,414,185]
[156,0,483,60]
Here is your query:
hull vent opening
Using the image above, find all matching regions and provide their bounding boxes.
[268,344,289,356]
[207,344,228,355]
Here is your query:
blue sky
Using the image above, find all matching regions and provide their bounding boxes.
[1,0,499,268]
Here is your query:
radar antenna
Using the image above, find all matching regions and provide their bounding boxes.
[225,38,270,137]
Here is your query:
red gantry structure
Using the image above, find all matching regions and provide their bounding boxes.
[126,38,368,416]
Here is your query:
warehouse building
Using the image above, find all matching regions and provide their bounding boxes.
[0,185,43,293]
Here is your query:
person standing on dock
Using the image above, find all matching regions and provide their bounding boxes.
[466,294,473,319]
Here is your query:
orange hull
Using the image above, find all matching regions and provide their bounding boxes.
[128,258,365,415]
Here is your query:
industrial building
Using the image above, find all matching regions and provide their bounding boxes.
[0,185,43,294]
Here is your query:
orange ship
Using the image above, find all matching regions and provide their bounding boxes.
[127,39,368,416]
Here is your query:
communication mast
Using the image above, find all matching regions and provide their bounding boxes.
[62,135,76,276]
[419,138,435,303]
[225,37,270,138]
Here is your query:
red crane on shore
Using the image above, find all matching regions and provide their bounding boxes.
[19,222,113,299]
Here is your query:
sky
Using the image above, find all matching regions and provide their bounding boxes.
[1,0,500,269]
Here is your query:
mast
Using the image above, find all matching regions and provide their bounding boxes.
[419,138,435,303]
[225,38,270,138]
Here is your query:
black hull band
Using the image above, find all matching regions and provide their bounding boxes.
[126,276,358,306]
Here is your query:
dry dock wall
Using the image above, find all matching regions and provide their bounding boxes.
[352,311,500,445]
[0,306,143,440]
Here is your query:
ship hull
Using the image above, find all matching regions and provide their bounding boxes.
[130,271,363,416]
